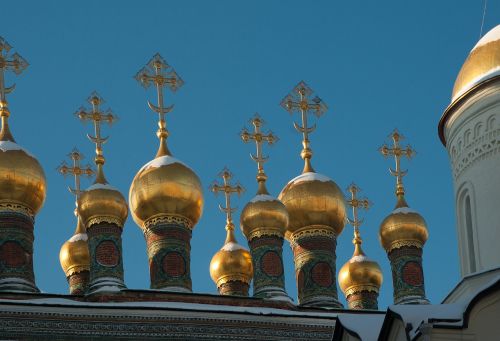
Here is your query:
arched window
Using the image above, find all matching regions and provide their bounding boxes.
[464,195,476,273]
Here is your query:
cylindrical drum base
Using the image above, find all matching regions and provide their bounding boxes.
[218,280,249,297]
[68,270,89,295]
[346,290,379,310]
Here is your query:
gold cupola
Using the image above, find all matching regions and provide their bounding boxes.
[338,184,382,310]
[0,37,46,216]
[76,93,128,228]
[129,54,203,230]
[240,115,288,240]
[277,82,346,240]
[210,169,253,296]
[379,130,428,253]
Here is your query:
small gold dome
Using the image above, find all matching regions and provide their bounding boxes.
[278,172,346,239]
[0,140,46,214]
[338,244,383,296]
[79,182,128,227]
[129,155,203,229]
[379,196,428,252]
[59,218,90,277]
[452,25,500,101]
[240,194,288,240]
[210,231,253,288]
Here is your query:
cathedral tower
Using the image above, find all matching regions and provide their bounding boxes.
[438,25,500,277]
[129,54,203,292]
[278,82,346,308]
[240,115,290,301]
[0,38,46,293]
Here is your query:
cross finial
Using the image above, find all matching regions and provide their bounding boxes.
[280,81,327,174]
[75,92,118,184]
[135,53,184,158]
[346,183,371,246]
[210,168,244,244]
[0,37,29,142]
[379,129,416,203]
[240,114,278,195]
[57,148,95,201]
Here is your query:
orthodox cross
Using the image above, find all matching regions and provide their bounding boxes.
[210,168,244,243]
[240,114,278,194]
[58,148,94,200]
[135,53,184,157]
[379,129,415,197]
[75,92,117,184]
[0,37,29,142]
[280,81,327,173]
[346,183,371,245]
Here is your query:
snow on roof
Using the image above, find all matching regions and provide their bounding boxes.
[139,155,191,173]
[472,25,500,51]
[288,172,332,185]
[68,233,88,242]
[0,140,35,158]
[392,206,418,214]
[87,183,118,191]
[221,242,247,252]
[250,194,276,203]
[350,255,371,263]
[452,67,500,102]
[337,314,386,341]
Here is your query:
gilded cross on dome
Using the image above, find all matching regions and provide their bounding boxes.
[0,37,29,142]
[210,168,244,243]
[135,53,184,158]
[280,81,327,173]
[75,92,117,184]
[240,114,278,194]
[379,129,415,198]
[57,148,94,200]
[346,183,371,245]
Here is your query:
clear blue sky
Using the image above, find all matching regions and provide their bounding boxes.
[2,1,499,308]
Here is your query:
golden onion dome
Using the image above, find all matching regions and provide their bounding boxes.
[129,155,203,229]
[379,196,428,252]
[338,243,383,296]
[240,193,288,240]
[278,171,346,239]
[210,229,253,288]
[59,218,90,277]
[79,182,128,228]
[452,25,500,102]
[0,133,46,214]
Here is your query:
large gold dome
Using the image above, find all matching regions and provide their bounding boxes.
[338,244,383,296]
[210,238,253,287]
[379,197,428,252]
[59,218,90,277]
[129,155,203,229]
[452,25,500,101]
[240,194,288,240]
[278,172,346,239]
[0,140,46,214]
[79,182,128,227]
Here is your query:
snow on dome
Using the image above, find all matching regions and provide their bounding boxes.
[87,183,118,191]
[139,155,191,173]
[0,140,35,157]
[221,242,247,252]
[68,233,88,243]
[452,67,500,102]
[288,172,332,185]
[392,206,418,214]
[472,24,500,51]
[250,194,276,203]
[350,254,371,263]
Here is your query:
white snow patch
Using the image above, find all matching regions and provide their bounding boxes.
[392,206,418,214]
[139,155,191,173]
[68,233,88,242]
[221,242,246,252]
[91,285,122,293]
[337,314,386,341]
[289,172,331,185]
[250,194,276,203]
[453,66,500,102]
[350,255,370,263]
[87,183,118,191]
[0,140,35,157]
[472,24,500,51]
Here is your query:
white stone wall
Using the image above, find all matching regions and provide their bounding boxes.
[444,82,500,277]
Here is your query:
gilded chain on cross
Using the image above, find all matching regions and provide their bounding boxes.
[379,129,416,196]
[280,81,327,173]
[135,53,184,157]
[210,168,244,231]
[0,37,29,142]
[57,148,94,200]
[346,183,371,244]
[75,92,117,184]
[240,114,278,193]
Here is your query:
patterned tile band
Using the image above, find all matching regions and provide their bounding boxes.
[346,290,379,310]
[144,221,192,291]
[68,270,89,295]
[388,245,429,304]
[218,280,250,296]
[291,233,342,308]
[0,209,38,292]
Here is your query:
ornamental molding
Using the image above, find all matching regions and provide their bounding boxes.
[143,214,193,231]
[344,284,379,298]
[287,225,336,247]
[387,240,423,253]
[248,227,283,241]
[87,215,124,228]
[0,201,34,220]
